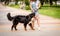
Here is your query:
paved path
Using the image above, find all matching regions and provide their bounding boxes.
[0,4,60,36]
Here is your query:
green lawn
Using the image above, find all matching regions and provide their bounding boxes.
[9,4,60,18]
[9,4,20,8]
[39,6,60,18]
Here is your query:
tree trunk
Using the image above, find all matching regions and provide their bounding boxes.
[40,0,44,6]
[5,0,10,5]
[15,0,18,5]
[50,0,53,6]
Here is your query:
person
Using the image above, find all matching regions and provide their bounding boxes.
[20,1,25,9]
[30,0,40,30]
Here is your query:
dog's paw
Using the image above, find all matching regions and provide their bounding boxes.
[11,29,13,31]
[38,27,40,31]
[25,29,27,31]
[32,29,35,30]
[15,29,17,31]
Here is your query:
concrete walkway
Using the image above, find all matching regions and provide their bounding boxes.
[0,4,60,36]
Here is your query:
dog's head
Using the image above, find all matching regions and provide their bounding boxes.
[29,12,35,18]
[26,12,35,19]
[26,13,35,18]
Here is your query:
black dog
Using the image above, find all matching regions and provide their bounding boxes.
[7,12,35,31]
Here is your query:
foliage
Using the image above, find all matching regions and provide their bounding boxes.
[39,5,60,18]
[9,3,60,18]
[25,5,30,10]
[25,0,30,6]
[9,4,20,8]
[39,0,44,6]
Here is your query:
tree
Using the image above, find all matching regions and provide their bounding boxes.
[25,0,29,6]
[5,0,10,5]
[49,0,53,6]
[15,0,19,5]
[0,0,4,2]
[49,0,57,6]
[45,0,49,4]
[53,0,57,5]
[39,0,44,6]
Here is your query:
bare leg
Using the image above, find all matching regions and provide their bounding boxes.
[29,23,35,30]
[37,18,40,27]
[32,18,35,27]
[35,15,40,30]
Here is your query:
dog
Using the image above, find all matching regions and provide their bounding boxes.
[7,12,35,31]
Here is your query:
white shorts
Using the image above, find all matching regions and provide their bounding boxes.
[35,12,39,16]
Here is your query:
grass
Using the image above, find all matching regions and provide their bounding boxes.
[8,4,20,8]
[8,4,60,18]
[39,4,60,18]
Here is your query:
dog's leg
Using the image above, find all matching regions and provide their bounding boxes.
[24,24,27,31]
[11,21,15,31]
[11,25,14,31]
[12,20,18,31]
[14,21,18,31]
[29,23,35,30]
[14,25,17,31]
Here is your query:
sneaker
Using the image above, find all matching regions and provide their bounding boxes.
[38,27,40,31]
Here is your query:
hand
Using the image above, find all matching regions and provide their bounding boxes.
[32,9,35,12]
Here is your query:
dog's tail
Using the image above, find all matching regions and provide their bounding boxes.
[7,13,13,21]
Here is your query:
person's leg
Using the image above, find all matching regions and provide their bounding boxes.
[37,16,40,27]
[31,18,35,28]
[32,15,40,30]
[35,13,40,30]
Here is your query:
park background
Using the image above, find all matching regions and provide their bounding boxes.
[0,0,60,36]
[0,0,60,18]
